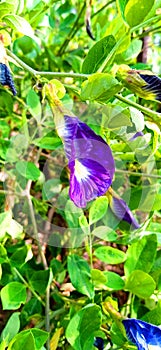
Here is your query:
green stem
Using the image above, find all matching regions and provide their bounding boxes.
[89,230,93,270]
[92,0,115,18]
[14,267,45,306]
[115,93,161,122]
[130,14,161,33]
[26,192,51,350]
[36,307,66,328]
[7,49,88,79]
[58,2,86,56]
[116,169,161,179]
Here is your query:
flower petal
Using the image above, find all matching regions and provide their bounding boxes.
[69,158,113,207]
[58,115,115,208]
[130,131,144,141]
[0,63,17,95]
[94,337,104,350]
[109,194,140,229]
[123,319,161,350]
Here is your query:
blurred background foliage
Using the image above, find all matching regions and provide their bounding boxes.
[1,0,161,349]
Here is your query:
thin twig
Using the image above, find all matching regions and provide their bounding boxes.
[115,93,161,122]
[7,49,88,79]
[116,169,161,179]
[14,267,45,306]
[58,2,86,56]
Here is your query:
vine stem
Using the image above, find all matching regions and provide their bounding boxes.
[6,49,88,79]
[115,93,161,122]
[6,50,161,125]
[116,169,161,179]
[58,2,86,56]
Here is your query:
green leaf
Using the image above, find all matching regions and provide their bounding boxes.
[124,0,155,27]
[103,271,125,290]
[26,90,41,121]
[142,300,161,324]
[8,332,35,350]
[0,212,23,240]
[152,194,161,211]
[82,35,116,74]
[29,269,53,295]
[111,322,127,346]
[65,200,84,228]
[0,245,7,264]
[33,132,62,150]
[116,0,129,20]
[103,105,132,129]
[89,196,109,225]
[21,297,43,320]
[10,246,27,267]
[0,212,12,240]
[121,39,142,61]
[124,234,157,277]
[125,270,156,298]
[0,0,19,18]
[66,304,102,350]
[92,226,117,242]
[16,161,41,181]
[67,254,94,299]
[0,120,10,138]
[1,282,27,310]
[81,73,122,102]
[8,329,48,350]
[1,313,20,345]
[94,246,126,264]
[3,14,34,38]
[91,269,107,288]
[42,179,62,200]
[79,214,90,236]
[0,340,7,350]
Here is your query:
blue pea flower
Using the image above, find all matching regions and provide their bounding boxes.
[123,318,161,350]
[94,337,104,350]
[0,63,17,95]
[108,188,140,229]
[56,115,115,208]
[130,131,144,141]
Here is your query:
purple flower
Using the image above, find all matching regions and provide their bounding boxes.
[123,318,161,350]
[0,63,16,95]
[130,131,144,141]
[108,189,140,229]
[94,337,104,350]
[57,115,115,208]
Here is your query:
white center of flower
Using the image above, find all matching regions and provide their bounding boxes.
[148,346,161,350]
[74,159,90,182]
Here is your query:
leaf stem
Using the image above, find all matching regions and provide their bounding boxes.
[13,267,45,306]
[7,49,88,79]
[116,169,161,179]
[115,93,161,122]
[58,2,86,56]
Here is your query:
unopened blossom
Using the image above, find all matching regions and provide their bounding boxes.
[108,188,140,229]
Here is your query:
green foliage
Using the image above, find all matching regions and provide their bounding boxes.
[67,254,94,299]
[81,73,122,102]
[1,1,161,349]
[94,246,126,264]
[66,304,102,350]
[82,35,116,73]
[125,270,156,298]
[1,282,27,310]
